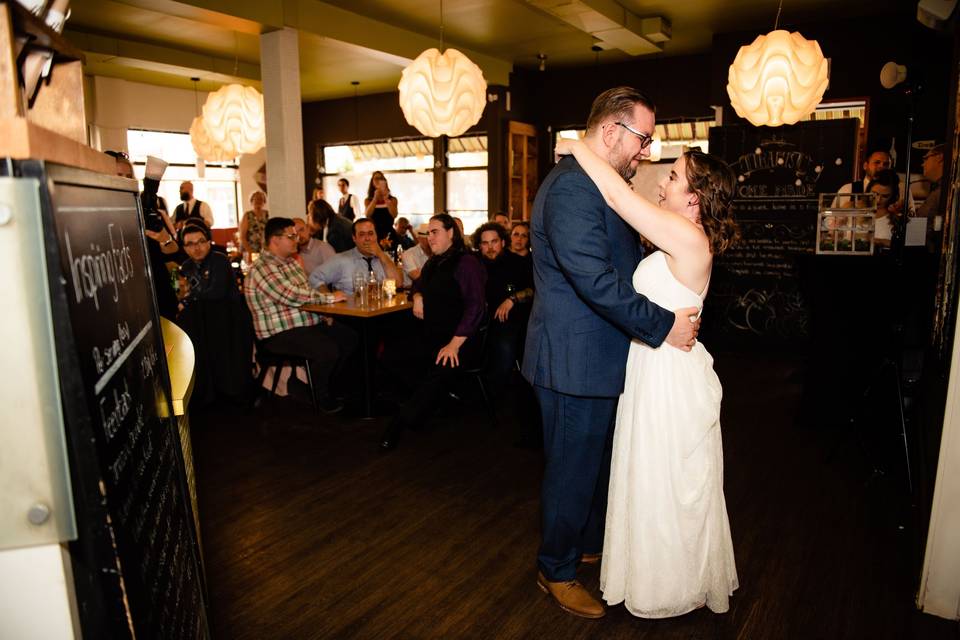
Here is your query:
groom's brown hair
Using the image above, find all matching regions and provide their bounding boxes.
[585,86,656,133]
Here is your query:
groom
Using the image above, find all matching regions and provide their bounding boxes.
[522,86,700,619]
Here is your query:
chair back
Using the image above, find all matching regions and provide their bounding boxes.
[462,323,490,374]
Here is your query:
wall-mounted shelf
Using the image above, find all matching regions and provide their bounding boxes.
[0,1,113,174]
[507,121,538,221]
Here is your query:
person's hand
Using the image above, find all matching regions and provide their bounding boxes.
[436,341,460,367]
[554,139,577,161]
[412,294,424,319]
[144,228,163,242]
[495,298,514,322]
[664,306,700,351]
[332,291,347,303]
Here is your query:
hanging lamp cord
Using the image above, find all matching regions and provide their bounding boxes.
[440,0,445,51]
[774,0,783,30]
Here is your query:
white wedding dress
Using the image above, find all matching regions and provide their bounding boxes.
[600,251,738,618]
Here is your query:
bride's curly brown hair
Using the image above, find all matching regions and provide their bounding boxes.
[684,148,740,255]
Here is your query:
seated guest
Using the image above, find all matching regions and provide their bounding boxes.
[395,216,417,250]
[177,223,253,407]
[400,223,432,281]
[491,211,511,230]
[380,214,487,451]
[296,215,335,273]
[510,221,531,257]
[309,218,406,293]
[473,222,534,400]
[310,198,355,253]
[244,217,357,414]
[453,216,472,249]
[180,224,237,304]
[866,169,901,249]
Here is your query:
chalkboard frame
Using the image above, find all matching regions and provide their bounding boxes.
[704,119,861,348]
[6,159,210,639]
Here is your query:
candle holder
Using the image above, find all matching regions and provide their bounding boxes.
[383,278,397,299]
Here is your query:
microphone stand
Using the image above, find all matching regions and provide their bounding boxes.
[867,83,920,497]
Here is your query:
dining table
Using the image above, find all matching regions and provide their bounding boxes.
[302,292,413,419]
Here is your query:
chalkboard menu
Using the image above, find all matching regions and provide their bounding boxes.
[12,161,209,639]
[705,119,859,346]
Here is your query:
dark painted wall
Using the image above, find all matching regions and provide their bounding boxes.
[510,53,714,128]
[710,11,954,168]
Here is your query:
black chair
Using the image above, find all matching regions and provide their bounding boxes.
[455,324,495,426]
[253,339,317,410]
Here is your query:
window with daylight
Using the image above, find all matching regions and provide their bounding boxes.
[126,129,241,228]
[446,135,488,235]
[322,139,435,228]
[320,135,489,235]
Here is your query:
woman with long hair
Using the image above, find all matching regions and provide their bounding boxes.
[380,213,487,451]
[363,170,401,248]
[865,168,901,249]
[557,139,740,619]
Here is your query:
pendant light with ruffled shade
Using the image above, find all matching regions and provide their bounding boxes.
[397,0,487,138]
[726,1,829,127]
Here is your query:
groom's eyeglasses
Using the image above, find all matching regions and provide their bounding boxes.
[614,122,654,150]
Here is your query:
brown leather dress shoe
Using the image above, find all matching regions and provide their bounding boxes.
[537,571,605,619]
[580,552,602,565]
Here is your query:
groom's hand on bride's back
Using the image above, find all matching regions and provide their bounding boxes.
[665,307,700,351]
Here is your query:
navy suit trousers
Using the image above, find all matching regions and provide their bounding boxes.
[534,385,617,582]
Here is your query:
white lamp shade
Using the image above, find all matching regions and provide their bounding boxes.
[189,116,235,162]
[201,84,266,155]
[398,48,487,138]
[727,30,829,127]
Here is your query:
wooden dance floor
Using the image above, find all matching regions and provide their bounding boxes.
[191,353,958,639]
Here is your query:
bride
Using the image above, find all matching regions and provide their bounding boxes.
[556,139,740,618]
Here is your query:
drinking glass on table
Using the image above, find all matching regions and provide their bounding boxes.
[353,272,366,305]
[367,270,382,306]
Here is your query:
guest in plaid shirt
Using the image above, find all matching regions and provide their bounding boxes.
[244,217,357,413]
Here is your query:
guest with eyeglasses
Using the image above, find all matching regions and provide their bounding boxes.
[179,224,237,306]
[917,144,945,252]
[244,217,357,414]
[177,222,255,408]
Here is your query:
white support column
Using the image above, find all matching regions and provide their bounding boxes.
[260,28,305,219]
[919,301,960,620]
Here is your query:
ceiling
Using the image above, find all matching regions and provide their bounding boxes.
[64,0,910,101]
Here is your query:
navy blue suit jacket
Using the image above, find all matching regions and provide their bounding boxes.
[522,156,674,397]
